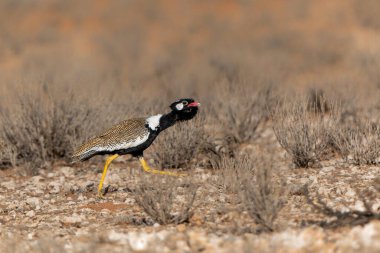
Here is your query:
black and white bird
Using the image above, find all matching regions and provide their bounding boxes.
[72,98,200,197]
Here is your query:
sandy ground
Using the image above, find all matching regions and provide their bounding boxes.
[0,130,379,253]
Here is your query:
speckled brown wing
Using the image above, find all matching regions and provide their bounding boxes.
[72,118,149,161]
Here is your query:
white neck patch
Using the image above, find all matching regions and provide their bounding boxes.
[146,114,162,131]
[175,103,184,110]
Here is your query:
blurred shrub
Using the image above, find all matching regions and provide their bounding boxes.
[152,117,211,170]
[212,82,274,145]
[0,89,101,173]
[273,97,336,168]
[215,153,287,232]
[214,154,252,194]
[134,174,198,225]
[331,120,380,165]
[238,155,287,232]
[307,88,330,113]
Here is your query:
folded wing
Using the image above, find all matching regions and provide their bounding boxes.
[72,118,149,161]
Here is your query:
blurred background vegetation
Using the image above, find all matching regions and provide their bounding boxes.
[0,0,379,99]
[0,0,380,170]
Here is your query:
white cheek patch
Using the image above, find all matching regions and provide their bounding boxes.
[175,103,184,110]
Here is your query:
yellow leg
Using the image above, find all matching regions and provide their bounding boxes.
[98,154,119,198]
[139,157,186,177]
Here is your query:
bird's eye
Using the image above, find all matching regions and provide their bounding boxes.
[182,101,188,106]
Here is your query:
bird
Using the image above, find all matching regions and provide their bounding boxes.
[72,98,200,197]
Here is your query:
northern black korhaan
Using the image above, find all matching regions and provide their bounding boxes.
[72,98,200,197]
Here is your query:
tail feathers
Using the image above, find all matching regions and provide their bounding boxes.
[71,149,99,163]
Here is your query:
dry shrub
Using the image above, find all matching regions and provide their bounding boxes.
[215,154,287,232]
[212,83,273,144]
[0,140,11,168]
[331,121,380,165]
[200,139,227,170]
[213,154,251,194]
[307,88,330,113]
[0,89,101,172]
[205,82,276,168]
[134,174,198,225]
[273,97,336,168]
[152,117,209,170]
[238,155,287,232]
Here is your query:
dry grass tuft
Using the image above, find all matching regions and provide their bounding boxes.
[331,121,380,165]
[0,89,101,172]
[307,88,330,113]
[211,82,274,145]
[152,117,210,170]
[215,154,287,232]
[134,174,198,225]
[214,155,241,194]
[214,154,251,194]
[204,83,276,169]
[0,139,11,168]
[273,97,336,168]
[238,155,287,232]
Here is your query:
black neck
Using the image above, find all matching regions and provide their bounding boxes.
[159,111,178,132]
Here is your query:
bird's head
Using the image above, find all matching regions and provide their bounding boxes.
[170,98,200,121]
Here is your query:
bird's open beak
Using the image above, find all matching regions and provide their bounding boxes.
[188,102,200,107]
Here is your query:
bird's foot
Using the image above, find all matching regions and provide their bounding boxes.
[150,169,187,177]
[139,157,187,177]
[97,185,110,199]
[144,165,187,177]
[97,192,105,199]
